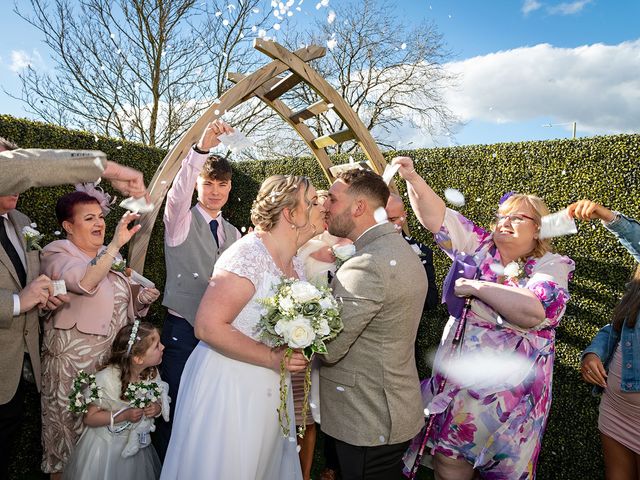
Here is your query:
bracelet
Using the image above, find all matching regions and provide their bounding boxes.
[192,143,209,155]
[104,249,118,260]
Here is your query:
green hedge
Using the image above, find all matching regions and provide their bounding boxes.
[2,114,639,479]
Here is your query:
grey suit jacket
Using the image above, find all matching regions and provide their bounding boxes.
[0,210,42,403]
[0,149,106,195]
[320,222,428,446]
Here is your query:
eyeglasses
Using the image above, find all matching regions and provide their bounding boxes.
[495,213,536,225]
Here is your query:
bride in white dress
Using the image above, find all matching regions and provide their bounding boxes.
[161,175,326,480]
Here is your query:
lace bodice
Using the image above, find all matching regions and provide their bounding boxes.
[214,233,304,342]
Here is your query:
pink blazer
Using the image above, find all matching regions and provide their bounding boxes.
[40,240,146,336]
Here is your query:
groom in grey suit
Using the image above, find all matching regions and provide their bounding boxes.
[321,169,428,480]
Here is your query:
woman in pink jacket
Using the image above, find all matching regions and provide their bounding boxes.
[39,190,160,479]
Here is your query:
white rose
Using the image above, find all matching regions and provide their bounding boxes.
[279,295,295,312]
[285,316,315,349]
[332,243,356,261]
[289,281,321,303]
[274,319,288,336]
[319,296,335,310]
[503,261,521,278]
[317,318,330,337]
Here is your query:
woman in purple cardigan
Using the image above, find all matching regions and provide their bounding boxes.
[39,190,160,479]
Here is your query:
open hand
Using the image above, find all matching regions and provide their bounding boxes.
[111,212,142,249]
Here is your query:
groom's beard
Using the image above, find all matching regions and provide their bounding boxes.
[328,209,355,239]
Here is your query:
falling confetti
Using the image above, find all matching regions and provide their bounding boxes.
[327,10,336,23]
[326,103,334,108]
[373,206,388,223]
[327,38,337,50]
[193,273,199,278]
[116,145,122,150]
[400,43,407,49]
[241,226,247,232]
[444,188,465,207]
[54,230,61,236]
[390,260,397,266]
[336,386,345,392]
[379,436,385,443]
[273,23,281,30]
[222,19,230,26]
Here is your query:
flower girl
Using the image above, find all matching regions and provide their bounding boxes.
[63,321,170,480]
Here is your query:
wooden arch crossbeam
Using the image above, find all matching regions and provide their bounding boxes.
[128,40,391,273]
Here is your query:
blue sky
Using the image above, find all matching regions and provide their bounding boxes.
[1,0,639,148]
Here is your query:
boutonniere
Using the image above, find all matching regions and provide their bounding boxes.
[503,260,525,281]
[111,257,127,273]
[332,243,356,270]
[22,224,44,251]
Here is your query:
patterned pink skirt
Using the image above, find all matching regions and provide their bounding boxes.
[40,276,130,474]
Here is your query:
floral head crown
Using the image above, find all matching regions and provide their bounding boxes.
[126,318,141,356]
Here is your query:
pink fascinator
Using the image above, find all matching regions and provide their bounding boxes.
[75,182,116,215]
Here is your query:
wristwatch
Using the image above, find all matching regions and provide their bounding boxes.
[192,143,209,155]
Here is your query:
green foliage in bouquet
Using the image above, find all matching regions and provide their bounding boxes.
[124,381,162,408]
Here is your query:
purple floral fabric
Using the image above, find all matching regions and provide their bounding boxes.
[404,209,574,479]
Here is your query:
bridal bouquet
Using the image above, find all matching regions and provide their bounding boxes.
[257,278,343,437]
[68,370,103,414]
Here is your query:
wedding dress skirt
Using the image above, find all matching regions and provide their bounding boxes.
[160,342,302,480]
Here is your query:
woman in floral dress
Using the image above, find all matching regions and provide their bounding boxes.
[39,191,160,479]
[393,157,574,479]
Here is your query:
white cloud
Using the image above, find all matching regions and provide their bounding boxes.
[9,49,43,72]
[547,0,592,15]
[522,0,543,15]
[442,40,640,135]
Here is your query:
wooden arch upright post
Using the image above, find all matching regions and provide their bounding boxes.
[128,40,392,273]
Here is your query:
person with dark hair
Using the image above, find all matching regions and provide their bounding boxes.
[39,190,160,479]
[161,174,326,479]
[154,120,242,459]
[386,193,439,313]
[569,200,640,479]
[0,136,148,198]
[0,140,69,477]
[320,168,428,480]
[63,321,168,480]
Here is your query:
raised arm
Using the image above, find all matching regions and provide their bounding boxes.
[391,156,446,233]
[163,120,233,247]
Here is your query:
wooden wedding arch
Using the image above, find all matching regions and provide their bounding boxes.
[128,39,391,273]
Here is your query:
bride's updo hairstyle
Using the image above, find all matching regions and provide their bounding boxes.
[251,175,312,231]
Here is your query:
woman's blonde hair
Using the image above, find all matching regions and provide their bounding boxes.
[250,175,312,231]
[495,193,553,259]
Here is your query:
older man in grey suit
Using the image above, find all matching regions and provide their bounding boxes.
[321,168,428,480]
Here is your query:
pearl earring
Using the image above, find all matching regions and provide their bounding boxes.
[290,223,296,229]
